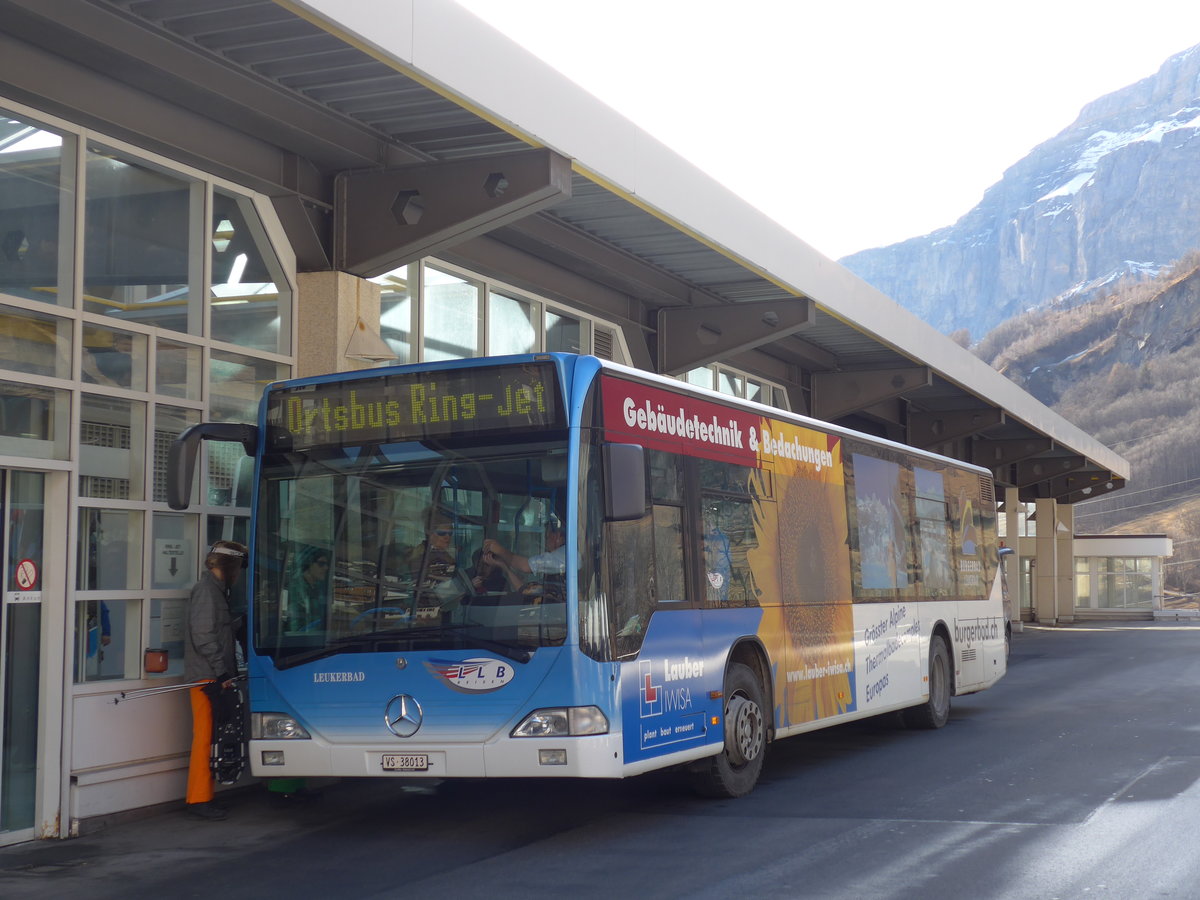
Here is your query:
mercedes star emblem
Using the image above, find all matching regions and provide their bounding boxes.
[384,694,423,738]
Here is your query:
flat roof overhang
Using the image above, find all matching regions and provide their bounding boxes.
[0,0,1129,504]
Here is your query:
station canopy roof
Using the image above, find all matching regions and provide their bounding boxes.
[0,0,1129,504]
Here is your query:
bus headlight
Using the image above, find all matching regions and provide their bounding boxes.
[511,706,608,737]
[251,712,311,740]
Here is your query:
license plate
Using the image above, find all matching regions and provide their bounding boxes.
[382,754,429,771]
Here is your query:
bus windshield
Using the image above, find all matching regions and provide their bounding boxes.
[253,439,571,668]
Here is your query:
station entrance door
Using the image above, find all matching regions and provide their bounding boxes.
[0,469,47,844]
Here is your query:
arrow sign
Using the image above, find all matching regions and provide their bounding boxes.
[155,540,190,588]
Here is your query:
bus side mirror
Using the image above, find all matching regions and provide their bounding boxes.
[167,423,259,510]
[603,442,647,521]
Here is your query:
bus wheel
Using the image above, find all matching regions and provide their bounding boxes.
[691,662,766,798]
[902,633,951,729]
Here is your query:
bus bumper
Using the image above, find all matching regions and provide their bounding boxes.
[249,733,625,779]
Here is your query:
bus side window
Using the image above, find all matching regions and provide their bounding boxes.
[609,515,656,658]
[696,458,760,609]
[914,466,954,596]
[652,504,686,604]
[702,495,756,608]
[648,449,687,605]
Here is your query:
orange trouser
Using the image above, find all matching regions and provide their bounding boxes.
[187,683,215,805]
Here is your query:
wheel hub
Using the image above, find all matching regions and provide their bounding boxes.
[725,694,763,766]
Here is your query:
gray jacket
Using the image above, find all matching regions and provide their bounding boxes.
[184,569,238,682]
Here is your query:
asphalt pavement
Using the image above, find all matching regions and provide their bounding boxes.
[4,620,1200,900]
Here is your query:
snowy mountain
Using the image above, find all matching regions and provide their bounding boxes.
[840,45,1200,338]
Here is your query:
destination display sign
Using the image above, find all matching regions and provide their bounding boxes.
[266,362,563,452]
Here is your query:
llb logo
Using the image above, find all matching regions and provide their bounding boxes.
[425,657,515,693]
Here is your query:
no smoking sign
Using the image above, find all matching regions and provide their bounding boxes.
[15,558,38,590]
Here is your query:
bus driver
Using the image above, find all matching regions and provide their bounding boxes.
[482,516,566,591]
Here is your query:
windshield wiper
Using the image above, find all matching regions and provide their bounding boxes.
[272,633,377,670]
[271,623,532,669]
[364,623,533,664]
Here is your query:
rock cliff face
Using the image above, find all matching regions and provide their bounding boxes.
[841,45,1200,337]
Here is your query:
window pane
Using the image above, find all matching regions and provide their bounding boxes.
[210,190,289,353]
[207,515,250,616]
[156,337,201,400]
[209,349,287,424]
[850,454,912,592]
[914,467,954,594]
[0,303,71,378]
[79,394,145,501]
[152,512,198,590]
[489,291,536,355]
[0,379,70,459]
[374,265,412,365]
[423,267,479,361]
[83,145,193,330]
[546,309,586,354]
[208,351,286,507]
[81,323,147,391]
[77,508,143,590]
[685,367,712,389]
[647,449,682,503]
[148,596,187,678]
[0,113,67,308]
[746,379,764,404]
[1075,558,1091,607]
[703,496,757,607]
[74,598,140,683]
[653,505,686,604]
[717,370,743,397]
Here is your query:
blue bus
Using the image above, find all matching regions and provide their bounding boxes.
[169,353,1008,797]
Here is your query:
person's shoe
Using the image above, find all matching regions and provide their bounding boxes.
[187,802,227,820]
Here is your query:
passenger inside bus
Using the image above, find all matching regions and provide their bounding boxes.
[407,507,468,613]
[285,546,329,632]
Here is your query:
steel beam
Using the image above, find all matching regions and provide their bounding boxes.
[334,150,573,277]
[1040,469,1121,503]
[1015,455,1087,490]
[909,407,1005,449]
[657,298,816,375]
[811,367,931,422]
[497,213,704,307]
[1057,475,1126,505]
[973,437,1053,469]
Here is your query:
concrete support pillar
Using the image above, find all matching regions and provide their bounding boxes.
[1152,559,1164,612]
[1056,503,1075,623]
[1004,487,1023,632]
[1034,497,1059,625]
[296,271,386,377]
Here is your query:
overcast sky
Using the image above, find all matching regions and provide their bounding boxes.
[455,1,1200,260]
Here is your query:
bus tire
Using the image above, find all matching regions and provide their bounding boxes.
[691,662,766,798]
[902,633,951,730]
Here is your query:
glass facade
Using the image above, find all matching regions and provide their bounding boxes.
[373,261,629,365]
[0,105,292,690]
[1075,556,1155,610]
[683,363,790,411]
[0,115,68,309]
